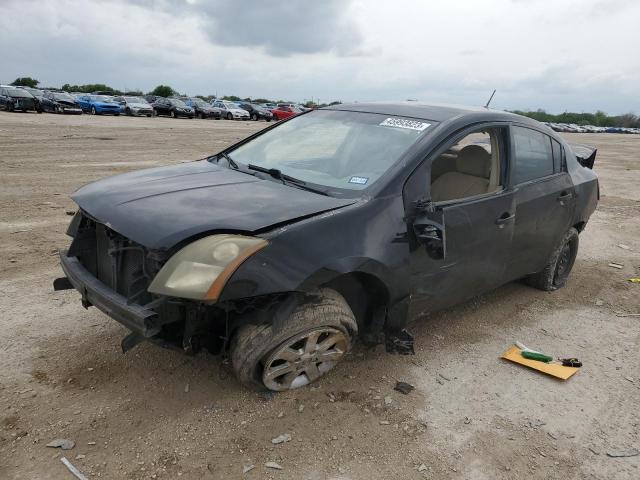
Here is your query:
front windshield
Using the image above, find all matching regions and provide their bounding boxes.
[24,88,43,95]
[7,88,33,98]
[91,95,113,102]
[223,102,237,109]
[53,93,75,101]
[191,98,207,106]
[124,96,147,104]
[227,110,431,191]
[169,99,187,107]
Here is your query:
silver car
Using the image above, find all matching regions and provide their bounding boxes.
[210,100,250,120]
[114,96,154,117]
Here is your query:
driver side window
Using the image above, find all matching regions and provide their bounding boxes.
[430,128,504,202]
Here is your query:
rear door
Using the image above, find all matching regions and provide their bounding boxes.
[506,125,575,279]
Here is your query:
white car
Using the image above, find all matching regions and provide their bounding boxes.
[210,100,250,120]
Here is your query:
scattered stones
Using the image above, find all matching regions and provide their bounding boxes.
[298,404,304,413]
[463,417,471,425]
[271,433,292,445]
[417,464,428,472]
[595,299,604,306]
[528,419,546,428]
[379,420,390,425]
[184,383,189,393]
[384,396,392,405]
[277,411,284,418]
[265,461,283,470]
[617,244,630,250]
[75,454,85,460]
[47,438,75,450]
[327,392,336,402]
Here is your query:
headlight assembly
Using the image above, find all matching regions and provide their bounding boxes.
[148,234,268,301]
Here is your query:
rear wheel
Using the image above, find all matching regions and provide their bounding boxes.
[226,112,233,120]
[526,228,579,291]
[90,106,97,115]
[125,107,131,116]
[251,113,258,121]
[230,288,357,391]
[171,110,177,118]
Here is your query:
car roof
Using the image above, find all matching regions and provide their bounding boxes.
[325,101,530,124]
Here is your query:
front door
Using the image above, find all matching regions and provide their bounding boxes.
[404,125,515,316]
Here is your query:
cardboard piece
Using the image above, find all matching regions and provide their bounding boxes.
[501,345,579,380]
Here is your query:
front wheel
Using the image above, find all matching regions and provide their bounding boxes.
[171,110,177,118]
[251,113,258,121]
[230,288,357,391]
[90,106,97,115]
[526,227,579,291]
[226,112,233,120]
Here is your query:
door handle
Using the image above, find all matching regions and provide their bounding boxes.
[557,191,573,202]
[495,212,515,226]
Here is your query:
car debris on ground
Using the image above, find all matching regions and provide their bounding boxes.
[46,438,75,450]
[60,457,89,480]
[271,433,292,445]
[394,381,415,394]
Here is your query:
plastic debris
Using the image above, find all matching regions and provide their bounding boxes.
[617,244,630,250]
[628,278,640,283]
[608,263,623,269]
[394,381,415,395]
[265,461,283,470]
[243,464,255,474]
[47,438,75,450]
[271,433,292,444]
[606,448,639,458]
[60,457,89,480]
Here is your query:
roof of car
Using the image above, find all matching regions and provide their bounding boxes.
[325,101,527,124]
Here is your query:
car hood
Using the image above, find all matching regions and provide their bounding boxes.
[231,108,248,114]
[72,160,356,249]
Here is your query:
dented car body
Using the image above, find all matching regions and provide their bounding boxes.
[55,103,598,391]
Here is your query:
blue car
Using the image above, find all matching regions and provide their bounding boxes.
[77,95,122,115]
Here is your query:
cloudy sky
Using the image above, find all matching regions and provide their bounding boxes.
[1,0,638,114]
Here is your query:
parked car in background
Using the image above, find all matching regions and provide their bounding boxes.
[237,102,273,121]
[211,100,250,120]
[54,103,599,391]
[18,87,45,110]
[0,86,39,112]
[113,96,153,117]
[151,97,195,119]
[77,95,122,115]
[40,91,83,114]
[271,104,299,121]
[180,97,221,119]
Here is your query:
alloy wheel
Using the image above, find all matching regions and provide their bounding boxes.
[262,327,350,391]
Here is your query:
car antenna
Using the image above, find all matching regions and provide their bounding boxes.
[484,89,496,109]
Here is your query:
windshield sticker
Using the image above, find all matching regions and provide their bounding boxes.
[349,176,369,185]
[379,117,431,131]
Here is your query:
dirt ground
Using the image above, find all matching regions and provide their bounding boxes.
[0,112,638,480]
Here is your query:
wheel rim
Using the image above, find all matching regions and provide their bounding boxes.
[262,327,350,391]
[91,107,96,115]
[553,240,574,286]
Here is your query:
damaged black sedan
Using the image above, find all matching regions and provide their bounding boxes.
[55,103,598,391]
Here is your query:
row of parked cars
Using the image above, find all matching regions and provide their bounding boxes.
[546,122,640,134]
[0,85,310,122]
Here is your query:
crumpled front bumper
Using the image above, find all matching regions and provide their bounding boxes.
[55,251,161,338]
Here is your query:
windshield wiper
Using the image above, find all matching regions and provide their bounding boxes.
[218,151,239,170]
[247,164,329,196]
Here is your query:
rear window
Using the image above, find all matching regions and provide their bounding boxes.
[512,126,554,184]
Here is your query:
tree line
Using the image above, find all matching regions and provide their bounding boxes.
[8,77,637,125]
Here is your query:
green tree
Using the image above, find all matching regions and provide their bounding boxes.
[222,95,241,101]
[150,85,175,97]
[11,77,39,87]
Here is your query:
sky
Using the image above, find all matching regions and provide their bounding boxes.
[1,0,638,114]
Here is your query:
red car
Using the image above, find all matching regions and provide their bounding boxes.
[271,105,299,121]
